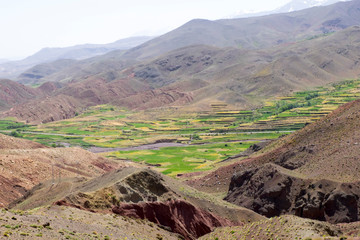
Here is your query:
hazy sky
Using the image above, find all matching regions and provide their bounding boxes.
[1,0,291,59]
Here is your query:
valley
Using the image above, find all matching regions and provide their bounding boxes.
[1,78,360,177]
[2,0,360,239]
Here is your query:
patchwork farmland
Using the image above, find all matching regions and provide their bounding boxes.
[1,79,360,175]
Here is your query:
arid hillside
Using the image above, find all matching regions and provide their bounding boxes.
[200,215,360,240]
[0,79,44,111]
[0,205,181,239]
[0,133,124,208]
[12,167,264,239]
[122,0,360,59]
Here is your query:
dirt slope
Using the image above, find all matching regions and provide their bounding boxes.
[0,133,44,149]
[12,167,263,239]
[200,215,360,240]
[0,206,179,240]
[0,79,44,111]
[0,133,123,208]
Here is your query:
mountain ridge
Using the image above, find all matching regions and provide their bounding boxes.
[4,25,360,123]
[0,36,153,80]
[230,0,347,19]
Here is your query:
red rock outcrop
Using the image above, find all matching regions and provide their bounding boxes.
[112,199,237,240]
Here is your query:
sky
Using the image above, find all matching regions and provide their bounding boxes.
[0,0,292,60]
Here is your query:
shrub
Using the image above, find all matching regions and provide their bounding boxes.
[305,92,319,100]
[9,131,21,138]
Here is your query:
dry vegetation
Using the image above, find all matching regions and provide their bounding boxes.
[0,206,180,239]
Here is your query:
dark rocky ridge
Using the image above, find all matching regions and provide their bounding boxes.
[225,163,360,224]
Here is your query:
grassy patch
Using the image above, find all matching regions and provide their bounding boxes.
[108,142,256,176]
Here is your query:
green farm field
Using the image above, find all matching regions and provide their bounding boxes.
[107,141,257,176]
[2,79,360,175]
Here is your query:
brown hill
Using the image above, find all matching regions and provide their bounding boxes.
[18,51,138,85]
[200,215,358,240]
[245,98,360,183]
[12,167,263,239]
[122,0,360,60]
[0,205,180,239]
[0,132,43,149]
[0,133,123,208]
[0,79,44,111]
[3,75,151,123]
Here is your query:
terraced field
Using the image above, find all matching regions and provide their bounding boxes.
[1,79,360,175]
[107,141,257,176]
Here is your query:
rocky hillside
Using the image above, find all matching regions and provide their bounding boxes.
[200,214,360,240]
[0,205,180,239]
[12,167,263,239]
[0,133,124,208]
[0,79,44,111]
[225,163,360,223]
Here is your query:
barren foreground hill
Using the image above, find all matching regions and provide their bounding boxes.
[12,167,263,239]
[0,205,181,239]
[0,133,123,207]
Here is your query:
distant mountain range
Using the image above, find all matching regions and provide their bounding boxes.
[230,0,348,18]
[1,0,360,124]
[0,59,9,64]
[0,36,153,79]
